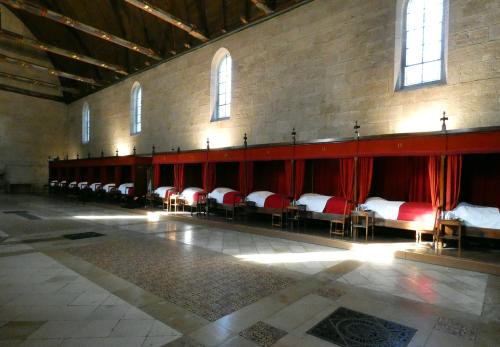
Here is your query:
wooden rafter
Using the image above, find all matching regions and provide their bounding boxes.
[123,0,208,42]
[0,29,128,75]
[0,53,101,86]
[0,82,64,102]
[0,71,79,94]
[251,0,273,15]
[0,0,162,61]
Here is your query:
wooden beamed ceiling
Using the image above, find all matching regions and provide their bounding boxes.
[0,0,308,103]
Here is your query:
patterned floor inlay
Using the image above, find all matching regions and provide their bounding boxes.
[316,285,346,301]
[239,321,287,347]
[67,239,296,321]
[63,231,104,240]
[433,317,477,341]
[307,307,417,347]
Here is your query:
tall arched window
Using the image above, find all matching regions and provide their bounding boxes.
[131,82,142,134]
[401,0,446,87]
[211,48,232,121]
[82,102,90,144]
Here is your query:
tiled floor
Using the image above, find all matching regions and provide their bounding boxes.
[0,194,498,347]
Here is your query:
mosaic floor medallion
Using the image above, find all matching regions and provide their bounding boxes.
[63,232,104,240]
[239,321,287,347]
[307,307,417,347]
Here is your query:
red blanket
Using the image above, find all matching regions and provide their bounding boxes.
[323,197,347,214]
[397,202,434,221]
[223,191,243,204]
[264,194,290,209]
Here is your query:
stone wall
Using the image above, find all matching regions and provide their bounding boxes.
[0,5,67,192]
[61,0,500,157]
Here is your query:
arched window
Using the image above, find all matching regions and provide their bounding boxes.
[131,82,142,134]
[82,102,90,144]
[401,0,446,87]
[211,48,232,121]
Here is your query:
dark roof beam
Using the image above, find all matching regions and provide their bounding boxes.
[0,52,101,86]
[0,0,162,61]
[0,82,64,102]
[0,71,79,94]
[123,0,208,42]
[0,29,128,75]
[251,0,273,15]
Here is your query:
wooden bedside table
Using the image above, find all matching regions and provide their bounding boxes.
[350,210,375,241]
[437,219,462,253]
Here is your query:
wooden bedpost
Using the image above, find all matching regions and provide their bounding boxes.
[440,154,446,213]
[243,133,248,197]
[291,128,296,201]
[353,156,358,207]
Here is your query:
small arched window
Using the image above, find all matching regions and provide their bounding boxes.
[131,82,142,134]
[82,102,90,144]
[211,48,232,121]
[401,0,446,87]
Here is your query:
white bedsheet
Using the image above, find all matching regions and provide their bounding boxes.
[446,202,500,229]
[209,187,236,204]
[89,183,101,192]
[181,187,204,205]
[68,181,77,188]
[154,186,174,198]
[118,183,134,195]
[50,180,58,187]
[78,182,88,189]
[246,191,274,208]
[296,193,332,213]
[59,180,67,187]
[102,183,116,193]
[361,197,404,220]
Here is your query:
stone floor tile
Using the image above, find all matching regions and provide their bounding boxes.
[109,319,155,337]
[0,322,46,340]
[425,330,475,347]
[19,339,63,347]
[188,321,235,347]
[69,293,110,307]
[147,321,180,337]
[60,337,145,347]
[71,320,119,338]
[86,305,129,321]
[142,335,180,347]
[28,321,82,339]
[217,335,260,347]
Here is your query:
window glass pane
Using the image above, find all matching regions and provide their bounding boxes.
[403,0,444,87]
[422,60,441,82]
[406,47,423,65]
[215,53,231,119]
[423,40,442,62]
[406,29,423,49]
[405,65,423,86]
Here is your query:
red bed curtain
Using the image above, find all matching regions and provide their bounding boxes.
[285,160,293,197]
[174,163,185,192]
[339,158,355,201]
[461,154,500,209]
[100,167,107,184]
[312,159,341,196]
[357,157,373,204]
[294,160,305,200]
[114,166,122,185]
[153,164,160,189]
[239,161,253,196]
[428,156,441,209]
[446,155,462,210]
[203,163,216,192]
[408,157,431,202]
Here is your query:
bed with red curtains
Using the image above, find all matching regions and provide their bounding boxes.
[359,156,439,233]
